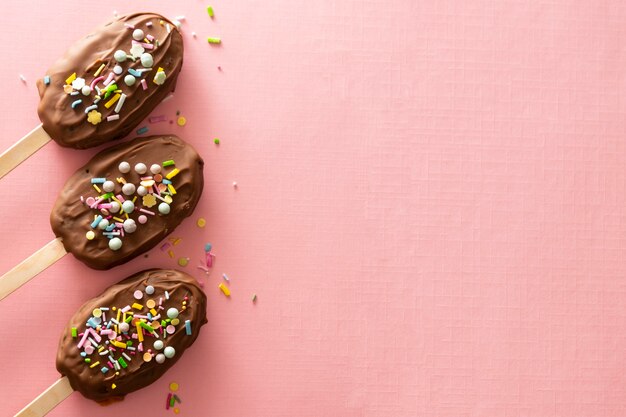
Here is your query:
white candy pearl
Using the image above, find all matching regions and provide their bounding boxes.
[164,346,175,359]
[140,53,154,68]
[167,308,179,319]
[123,219,137,233]
[81,85,92,96]
[119,322,130,333]
[155,353,165,364]
[150,164,161,174]
[135,163,147,174]
[98,219,109,230]
[136,185,148,196]
[122,183,136,195]
[114,50,127,62]
[109,201,120,214]
[122,200,135,214]
[124,74,136,86]
[113,65,123,75]
[118,161,130,173]
[153,340,164,350]
[145,285,155,295]
[109,237,122,251]
[132,28,145,41]
[158,203,171,215]
[102,181,115,192]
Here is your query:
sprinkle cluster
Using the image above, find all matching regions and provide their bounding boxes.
[81,159,180,251]
[71,281,194,392]
[47,20,171,125]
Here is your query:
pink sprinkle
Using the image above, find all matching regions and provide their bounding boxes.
[80,196,85,203]
[77,330,90,349]
[103,73,115,86]
[146,34,155,41]
[141,42,154,50]
[140,208,155,216]
[141,79,147,90]
[140,176,153,181]
[149,115,166,123]
[107,114,120,122]
[121,305,131,313]
[100,203,113,209]
[116,194,125,202]
[115,222,124,227]
[100,329,112,335]
[206,252,215,268]
[90,198,103,209]
[197,264,209,272]
[90,76,104,89]
[138,343,143,352]
[153,184,161,195]
[107,361,114,368]
[124,23,135,29]
[146,22,153,27]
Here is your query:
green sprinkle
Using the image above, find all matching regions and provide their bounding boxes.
[118,357,128,368]
[207,6,214,17]
[207,37,221,44]
[100,192,114,200]
[140,322,155,332]
[125,316,133,323]
[170,397,176,407]
[71,327,77,338]
[85,358,91,363]
[163,160,175,167]
[214,138,220,145]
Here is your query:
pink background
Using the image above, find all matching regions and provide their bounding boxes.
[0,0,625,416]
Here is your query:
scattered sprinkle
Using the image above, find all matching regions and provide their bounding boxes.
[196,218,206,228]
[218,282,231,297]
[170,382,179,392]
[137,126,149,135]
[232,181,237,188]
[19,74,26,83]
[252,294,257,303]
[177,116,187,126]
[207,6,215,17]
[207,37,221,44]
[222,273,230,282]
[178,257,189,267]
[214,138,220,145]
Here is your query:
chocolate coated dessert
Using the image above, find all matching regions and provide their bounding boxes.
[56,269,207,402]
[36,13,183,148]
[50,135,203,269]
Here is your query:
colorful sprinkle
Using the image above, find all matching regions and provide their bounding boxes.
[214,138,220,144]
[207,6,215,17]
[177,116,187,126]
[207,37,221,44]
[136,126,149,135]
[218,282,231,297]
[196,218,206,228]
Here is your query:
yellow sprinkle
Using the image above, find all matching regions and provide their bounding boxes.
[89,361,100,368]
[178,257,189,267]
[132,196,137,203]
[143,353,152,362]
[94,63,106,77]
[111,196,122,205]
[113,217,124,223]
[86,231,95,240]
[218,282,231,297]
[150,308,158,316]
[65,72,77,85]
[171,318,180,326]
[177,116,186,126]
[104,93,121,109]
[125,213,129,220]
[136,322,144,342]
[140,179,155,187]
[171,238,182,246]
[167,184,177,195]
[174,408,180,414]
[92,184,101,193]
[165,168,179,180]
[111,383,117,390]
[164,195,173,204]
[132,303,143,310]
[116,177,127,184]
[197,218,206,228]
[111,340,126,349]
[167,249,175,258]
[169,382,179,392]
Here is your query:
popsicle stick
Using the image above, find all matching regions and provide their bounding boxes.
[0,124,52,179]
[0,238,66,301]
[14,377,73,417]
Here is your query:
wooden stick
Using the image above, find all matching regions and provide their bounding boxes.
[0,124,52,179]
[14,377,73,417]
[0,238,66,301]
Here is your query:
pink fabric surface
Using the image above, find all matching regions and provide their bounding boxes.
[0,0,625,416]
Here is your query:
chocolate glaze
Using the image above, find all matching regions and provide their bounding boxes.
[50,135,203,270]
[56,269,207,402]
[36,13,183,149]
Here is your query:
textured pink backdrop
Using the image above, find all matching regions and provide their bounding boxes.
[1,0,625,416]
